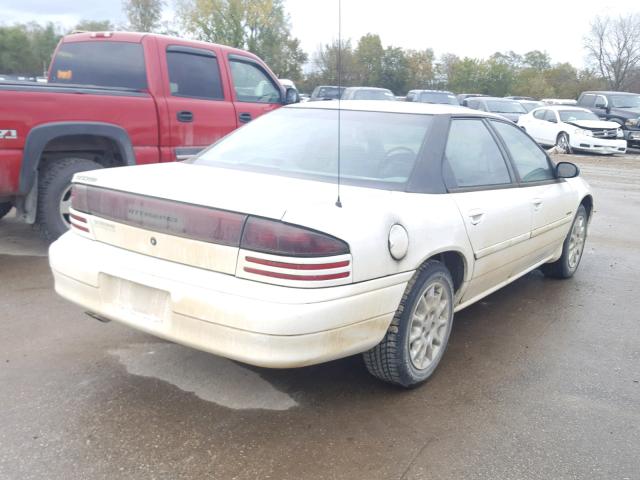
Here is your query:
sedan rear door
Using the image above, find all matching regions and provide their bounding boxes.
[443,118,535,304]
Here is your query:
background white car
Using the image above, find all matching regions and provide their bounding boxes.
[519,106,627,154]
[49,101,593,388]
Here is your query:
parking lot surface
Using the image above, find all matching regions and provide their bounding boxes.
[1,154,639,480]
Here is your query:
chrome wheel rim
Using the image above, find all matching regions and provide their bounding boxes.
[567,214,586,270]
[408,280,451,370]
[558,134,570,152]
[59,184,72,226]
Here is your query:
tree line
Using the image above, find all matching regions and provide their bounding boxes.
[1,0,639,98]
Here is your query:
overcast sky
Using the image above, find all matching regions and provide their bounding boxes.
[1,0,639,67]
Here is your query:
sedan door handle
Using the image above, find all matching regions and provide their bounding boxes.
[239,112,252,123]
[532,198,543,210]
[468,209,485,225]
[177,111,193,122]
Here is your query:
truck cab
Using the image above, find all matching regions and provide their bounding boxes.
[577,91,640,147]
[0,32,298,240]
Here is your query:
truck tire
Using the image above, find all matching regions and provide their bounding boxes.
[363,260,454,388]
[36,158,102,242]
[0,202,12,220]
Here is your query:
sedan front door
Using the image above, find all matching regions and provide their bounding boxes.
[490,120,578,262]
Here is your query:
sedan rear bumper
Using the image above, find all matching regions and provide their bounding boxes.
[50,233,410,368]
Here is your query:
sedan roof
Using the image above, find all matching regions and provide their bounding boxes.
[533,105,592,113]
[287,99,505,119]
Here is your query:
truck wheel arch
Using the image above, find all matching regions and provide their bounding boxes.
[19,122,136,195]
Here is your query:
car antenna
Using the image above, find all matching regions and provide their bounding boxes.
[335,0,343,208]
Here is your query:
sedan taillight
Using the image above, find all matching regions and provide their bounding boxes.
[240,217,349,257]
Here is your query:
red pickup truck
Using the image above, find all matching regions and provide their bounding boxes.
[0,31,297,240]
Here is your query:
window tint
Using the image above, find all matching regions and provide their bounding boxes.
[50,41,146,89]
[580,94,596,107]
[595,95,608,107]
[443,119,511,188]
[466,100,479,109]
[533,109,546,120]
[491,120,555,182]
[166,50,223,99]
[229,60,280,103]
[195,109,433,188]
[543,110,557,122]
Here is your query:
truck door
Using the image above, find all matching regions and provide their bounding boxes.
[225,54,283,125]
[164,45,237,160]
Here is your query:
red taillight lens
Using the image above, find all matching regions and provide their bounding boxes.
[71,185,246,246]
[71,183,89,213]
[241,217,349,257]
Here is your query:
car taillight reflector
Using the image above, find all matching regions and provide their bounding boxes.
[243,267,350,281]
[71,184,246,246]
[241,217,349,257]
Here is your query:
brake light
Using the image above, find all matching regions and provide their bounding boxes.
[240,217,349,257]
[71,183,89,213]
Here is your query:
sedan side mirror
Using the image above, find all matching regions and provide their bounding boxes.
[284,87,300,105]
[556,161,580,178]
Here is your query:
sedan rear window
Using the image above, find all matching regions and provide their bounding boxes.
[194,108,433,188]
[50,41,147,90]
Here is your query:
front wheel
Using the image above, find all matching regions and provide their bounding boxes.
[541,205,588,279]
[557,132,572,154]
[0,202,12,220]
[363,260,455,388]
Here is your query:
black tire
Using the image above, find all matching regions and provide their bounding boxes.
[36,158,102,242]
[557,132,572,154]
[0,202,12,220]
[363,260,455,388]
[541,205,588,279]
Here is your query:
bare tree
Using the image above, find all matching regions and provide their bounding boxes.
[585,14,640,90]
[123,0,164,32]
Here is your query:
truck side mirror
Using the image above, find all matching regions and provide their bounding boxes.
[284,87,300,105]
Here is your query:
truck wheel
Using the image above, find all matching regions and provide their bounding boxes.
[0,202,12,220]
[363,260,454,388]
[541,205,588,279]
[36,158,102,242]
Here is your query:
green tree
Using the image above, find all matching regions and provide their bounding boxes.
[178,0,307,80]
[74,20,115,32]
[405,49,435,90]
[123,0,165,32]
[523,50,551,71]
[0,23,62,76]
[307,39,356,87]
[380,46,409,94]
[353,33,384,86]
[544,63,579,98]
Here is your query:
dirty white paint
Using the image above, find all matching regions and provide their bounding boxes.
[110,343,297,411]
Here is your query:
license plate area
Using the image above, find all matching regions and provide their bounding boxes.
[100,275,170,325]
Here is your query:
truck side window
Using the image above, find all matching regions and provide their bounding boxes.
[166,50,224,100]
[595,95,608,108]
[229,59,280,103]
[580,94,596,107]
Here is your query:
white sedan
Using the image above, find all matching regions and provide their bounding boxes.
[49,101,593,388]
[518,105,627,154]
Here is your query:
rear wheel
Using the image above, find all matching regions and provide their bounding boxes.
[541,205,588,279]
[36,158,102,242]
[0,202,12,220]
[557,132,572,154]
[363,260,454,388]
